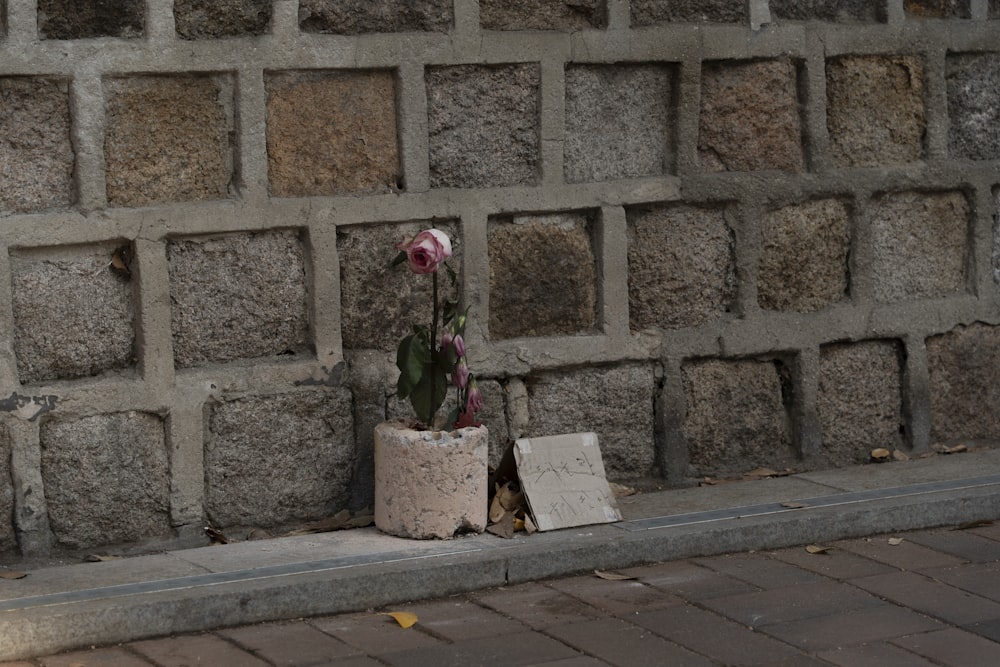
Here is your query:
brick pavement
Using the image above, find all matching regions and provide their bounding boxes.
[7,524,1000,666]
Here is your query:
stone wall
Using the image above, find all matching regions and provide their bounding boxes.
[2,0,1000,559]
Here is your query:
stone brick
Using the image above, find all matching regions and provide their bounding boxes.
[996,189,1000,287]
[0,424,14,555]
[827,55,925,167]
[426,64,540,188]
[205,390,354,528]
[481,0,606,30]
[488,212,597,338]
[869,190,968,303]
[564,64,673,183]
[904,0,971,18]
[40,412,169,549]
[167,230,309,368]
[11,245,135,384]
[627,204,736,331]
[0,77,74,215]
[947,53,1000,161]
[699,59,803,173]
[38,0,143,39]
[174,0,271,39]
[758,199,850,312]
[992,0,1000,18]
[927,323,1000,442]
[298,0,451,34]
[631,0,748,25]
[266,70,399,197]
[524,365,656,479]
[771,0,886,22]
[682,358,796,476]
[338,221,461,352]
[818,340,904,464]
[104,75,233,207]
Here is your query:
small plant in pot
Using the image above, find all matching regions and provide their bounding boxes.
[373,228,488,539]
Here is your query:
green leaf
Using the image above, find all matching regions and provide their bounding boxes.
[443,299,457,327]
[408,363,449,425]
[396,334,430,399]
[445,263,457,286]
[391,250,407,267]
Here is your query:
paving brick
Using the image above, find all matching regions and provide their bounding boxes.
[38,0,143,39]
[818,642,940,666]
[392,599,527,641]
[379,631,581,667]
[892,628,1000,665]
[927,323,1000,442]
[966,618,1000,642]
[834,536,966,570]
[694,553,826,589]
[703,580,883,628]
[174,0,272,38]
[850,571,1000,625]
[311,610,446,654]
[947,53,1000,160]
[769,545,897,580]
[631,0,749,25]
[481,0,606,30]
[633,604,812,665]
[904,527,1000,562]
[771,0,887,22]
[921,562,1000,602]
[624,559,759,600]
[905,0,972,18]
[130,634,267,666]
[471,583,604,629]
[220,621,362,663]
[299,0,452,34]
[546,617,715,666]
[761,604,943,651]
[544,574,685,615]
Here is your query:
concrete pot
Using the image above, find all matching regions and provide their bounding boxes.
[374,419,489,539]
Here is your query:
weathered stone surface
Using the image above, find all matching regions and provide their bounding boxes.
[299,0,451,34]
[947,53,1000,161]
[11,246,135,384]
[524,365,656,479]
[481,0,606,30]
[0,425,14,555]
[168,230,309,367]
[758,199,850,313]
[38,0,143,39]
[339,221,461,351]
[426,64,540,188]
[699,59,803,173]
[174,0,271,39]
[374,420,487,539]
[627,204,736,330]
[104,75,232,207]
[827,55,925,167]
[631,0,748,25]
[489,213,597,338]
[0,77,74,215]
[682,358,796,476]
[40,412,169,549]
[904,0,971,18]
[771,0,886,22]
[818,340,903,465]
[992,0,1000,19]
[927,323,1000,442]
[206,390,355,528]
[266,70,399,197]
[564,64,673,183]
[995,189,1000,288]
[869,191,968,303]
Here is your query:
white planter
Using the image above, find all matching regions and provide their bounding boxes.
[374,419,489,539]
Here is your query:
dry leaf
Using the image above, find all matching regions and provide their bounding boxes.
[870,448,891,462]
[943,444,967,455]
[109,246,132,280]
[892,449,910,462]
[523,514,537,534]
[610,482,636,497]
[497,481,524,512]
[594,570,636,581]
[84,554,122,562]
[954,519,993,530]
[0,570,27,580]
[204,526,230,544]
[489,495,507,524]
[781,502,809,509]
[805,545,831,554]
[382,611,418,629]
[888,537,904,546]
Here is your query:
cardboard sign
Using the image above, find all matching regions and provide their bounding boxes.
[509,432,622,531]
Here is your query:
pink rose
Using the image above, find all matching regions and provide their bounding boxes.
[397,229,452,274]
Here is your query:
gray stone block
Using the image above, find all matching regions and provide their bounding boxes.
[338,221,461,352]
[564,64,673,183]
[699,59,803,173]
[682,358,796,476]
[0,425,14,555]
[524,365,657,479]
[174,0,271,39]
[481,0,606,30]
[0,77,74,216]
[758,199,850,313]
[904,0,971,18]
[40,412,169,550]
[11,246,135,384]
[869,191,968,303]
[168,230,309,368]
[631,0,748,25]
[947,53,1000,161]
[927,323,1000,442]
[818,340,904,465]
[995,189,1000,288]
[38,0,143,39]
[992,0,1000,19]
[299,0,452,34]
[827,55,925,167]
[488,212,597,339]
[426,64,540,188]
[205,390,355,528]
[627,204,736,330]
[770,0,886,22]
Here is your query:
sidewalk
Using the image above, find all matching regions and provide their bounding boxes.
[3,448,1000,663]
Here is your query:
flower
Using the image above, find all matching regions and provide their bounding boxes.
[397,229,452,274]
[465,378,484,414]
[451,358,469,389]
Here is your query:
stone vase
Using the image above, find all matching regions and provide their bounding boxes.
[374,419,489,539]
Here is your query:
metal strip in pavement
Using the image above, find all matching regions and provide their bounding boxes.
[614,474,1000,532]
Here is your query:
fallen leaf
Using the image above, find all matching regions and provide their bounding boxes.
[954,519,993,530]
[594,570,636,581]
[0,571,27,580]
[892,449,910,462]
[888,537,904,546]
[943,444,967,454]
[204,526,229,544]
[870,448,891,462]
[805,545,831,554]
[487,511,516,539]
[84,554,122,562]
[609,482,636,497]
[496,481,524,512]
[781,502,809,509]
[489,495,507,523]
[382,611,418,628]
[109,246,132,280]
[523,514,537,534]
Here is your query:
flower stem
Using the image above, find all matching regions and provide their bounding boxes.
[429,269,439,426]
